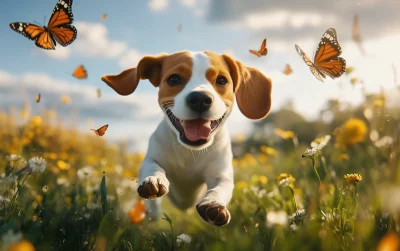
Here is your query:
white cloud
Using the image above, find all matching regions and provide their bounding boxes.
[149,0,169,12]
[179,0,197,7]
[44,46,71,60]
[41,22,127,60]
[73,22,127,58]
[244,10,337,30]
[119,49,142,69]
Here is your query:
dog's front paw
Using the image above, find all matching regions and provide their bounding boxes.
[196,200,231,226]
[137,176,169,199]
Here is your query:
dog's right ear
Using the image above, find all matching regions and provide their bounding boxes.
[101,54,167,96]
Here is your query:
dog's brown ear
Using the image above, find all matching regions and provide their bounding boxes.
[223,54,272,120]
[101,54,167,96]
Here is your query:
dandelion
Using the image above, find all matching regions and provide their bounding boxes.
[344,173,362,185]
[335,118,368,148]
[176,234,192,245]
[266,210,288,227]
[311,135,331,149]
[77,166,93,180]
[28,157,47,174]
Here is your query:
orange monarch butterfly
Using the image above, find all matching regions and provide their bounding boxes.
[72,65,88,79]
[9,0,77,50]
[295,28,346,82]
[282,64,293,75]
[249,38,267,57]
[36,93,41,103]
[91,124,108,136]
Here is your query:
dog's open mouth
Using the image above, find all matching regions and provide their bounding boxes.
[165,110,226,146]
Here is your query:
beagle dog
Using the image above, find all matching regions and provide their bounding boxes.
[101,51,272,226]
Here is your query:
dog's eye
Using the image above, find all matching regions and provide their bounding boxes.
[216,76,228,86]
[167,74,183,86]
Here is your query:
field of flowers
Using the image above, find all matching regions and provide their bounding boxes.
[1,79,399,250]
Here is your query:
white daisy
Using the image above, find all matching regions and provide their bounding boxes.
[266,210,288,227]
[177,234,192,245]
[28,157,47,173]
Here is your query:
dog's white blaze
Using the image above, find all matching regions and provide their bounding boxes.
[172,52,227,121]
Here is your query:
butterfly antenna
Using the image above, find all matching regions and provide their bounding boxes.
[43,15,47,26]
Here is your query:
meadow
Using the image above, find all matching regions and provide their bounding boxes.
[0,73,399,251]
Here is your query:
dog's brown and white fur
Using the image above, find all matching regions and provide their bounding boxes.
[102,51,272,226]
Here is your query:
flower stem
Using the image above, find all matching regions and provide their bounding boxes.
[312,158,321,184]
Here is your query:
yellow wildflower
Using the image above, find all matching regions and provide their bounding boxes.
[274,128,295,140]
[335,118,368,147]
[344,173,362,185]
[235,181,249,190]
[30,116,42,127]
[57,160,70,170]
[251,175,268,185]
[60,95,71,105]
[377,232,399,251]
[260,145,278,156]
[276,173,295,187]
[7,240,35,251]
[338,153,349,160]
[345,66,355,75]
[373,99,385,108]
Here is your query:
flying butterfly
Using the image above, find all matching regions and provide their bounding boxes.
[177,24,182,32]
[91,124,109,136]
[282,64,293,75]
[352,15,365,55]
[101,14,108,21]
[295,28,346,82]
[97,88,102,98]
[9,0,77,50]
[36,93,41,103]
[72,65,88,79]
[249,38,267,57]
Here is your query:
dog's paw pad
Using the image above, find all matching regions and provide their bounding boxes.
[196,201,231,226]
[137,176,168,199]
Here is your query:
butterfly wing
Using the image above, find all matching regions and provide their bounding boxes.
[295,44,325,82]
[36,93,41,103]
[283,64,293,75]
[101,14,108,21]
[313,28,346,79]
[97,125,109,136]
[47,0,77,47]
[249,49,261,57]
[9,22,55,50]
[72,65,88,79]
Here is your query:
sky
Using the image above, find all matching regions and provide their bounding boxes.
[0,0,399,151]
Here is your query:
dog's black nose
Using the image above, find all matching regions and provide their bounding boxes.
[186,92,213,113]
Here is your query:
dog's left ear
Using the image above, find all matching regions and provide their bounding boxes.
[101,54,167,96]
[223,54,272,120]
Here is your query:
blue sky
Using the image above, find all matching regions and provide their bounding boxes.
[1,0,399,151]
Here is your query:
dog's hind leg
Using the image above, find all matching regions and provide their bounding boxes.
[146,197,163,220]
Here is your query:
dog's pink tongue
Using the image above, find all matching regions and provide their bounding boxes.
[182,119,211,142]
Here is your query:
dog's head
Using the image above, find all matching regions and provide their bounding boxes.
[101,51,272,150]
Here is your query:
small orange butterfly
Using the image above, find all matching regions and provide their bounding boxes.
[352,15,365,55]
[128,199,146,224]
[91,124,108,136]
[178,24,182,32]
[35,93,41,103]
[282,64,293,75]
[101,14,108,21]
[97,88,101,98]
[72,65,87,79]
[249,38,267,57]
